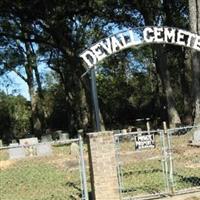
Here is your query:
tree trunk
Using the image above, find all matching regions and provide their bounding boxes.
[178,49,193,125]
[140,2,181,128]
[192,52,200,125]
[155,46,181,128]
[23,31,45,137]
[189,0,200,126]
[34,62,46,133]
[56,58,99,134]
[74,64,105,132]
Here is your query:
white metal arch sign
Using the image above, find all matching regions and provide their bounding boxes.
[80,26,200,68]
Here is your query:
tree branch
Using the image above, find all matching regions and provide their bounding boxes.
[12,68,27,83]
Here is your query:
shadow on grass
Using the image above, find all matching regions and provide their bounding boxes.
[123,168,163,176]
[65,181,81,199]
[180,176,200,186]
[65,181,81,191]
[122,185,163,194]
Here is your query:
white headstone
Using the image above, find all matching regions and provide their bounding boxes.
[19,137,38,146]
[70,142,79,157]
[114,130,120,134]
[19,138,38,157]
[41,134,52,142]
[59,133,69,141]
[0,139,3,147]
[121,129,127,133]
[193,129,200,143]
[9,143,26,160]
[37,143,52,157]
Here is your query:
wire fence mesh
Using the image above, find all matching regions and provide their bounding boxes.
[0,126,199,200]
[115,130,167,199]
[114,125,200,200]
[0,136,89,200]
[167,126,200,195]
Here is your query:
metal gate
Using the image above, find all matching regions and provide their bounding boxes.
[166,126,200,195]
[114,126,200,199]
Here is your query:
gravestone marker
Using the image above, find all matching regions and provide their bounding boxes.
[8,137,53,159]
[19,137,38,145]
[59,133,69,141]
[70,142,79,157]
[20,137,38,157]
[193,129,200,144]
[121,129,127,133]
[56,130,62,138]
[0,139,3,147]
[37,143,52,156]
[113,130,120,134]
[9,143,26,159]
[41,134,52,142]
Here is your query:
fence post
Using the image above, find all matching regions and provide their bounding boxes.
[114,135,123,198]
[163,122,174,195]
[166,129,175,195]
[79,134,88,200]
[87,131,121,200]
[160,129,170,193]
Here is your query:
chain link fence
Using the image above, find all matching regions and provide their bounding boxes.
[0,135,88,200]
[115,130,167,199]
[166,126,200,195]
[1,126,199,200]
[114,125,200,200]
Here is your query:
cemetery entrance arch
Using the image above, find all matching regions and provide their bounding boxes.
[80,26,200,199]
[80,26,200,131]
[80,26,200,68]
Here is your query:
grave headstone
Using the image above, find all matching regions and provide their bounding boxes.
[59,133,69,141]
[0,139,3,147]
[137,128,142,132]
[113,130,120,134]
[58,132,63,140]
[51,130,59,140]
[19,138,38,157]
[37,143,52,156]
[41,134,52,142]
[121,129,127,134]
[9,143,26,159]
[19,137,38,145]
[193,129,200,143]
[56,130,63,134]
[70,142,79,157]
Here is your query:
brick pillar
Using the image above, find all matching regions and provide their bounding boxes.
[87,131,120,200]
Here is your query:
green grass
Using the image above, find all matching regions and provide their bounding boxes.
[0,161,80,200]
[120,160,166,197]
[0,145,83,200]
[0,133,199,200]
[0,149,9,161]
[118,133,200,198]
[120,160,200,197]
[0,161,81,200]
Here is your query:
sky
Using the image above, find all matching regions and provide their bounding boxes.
[0,71,30,100]
[0,51,54,101]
